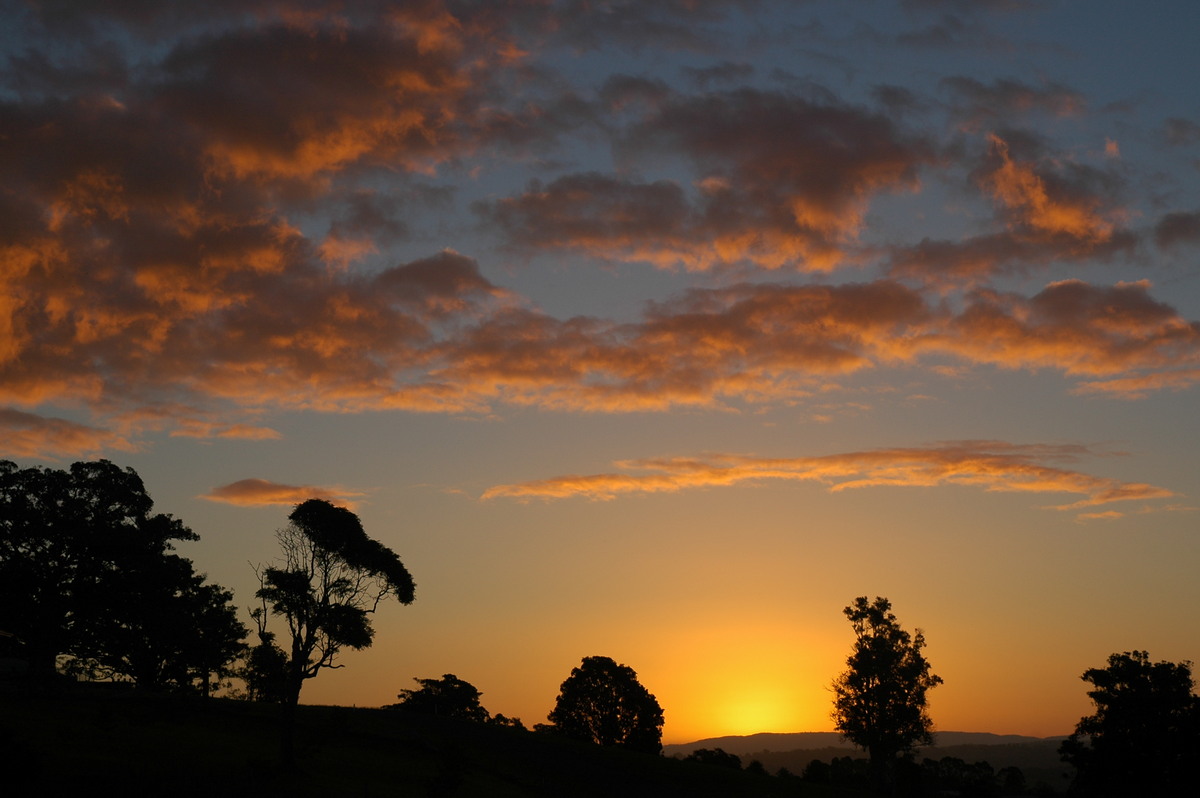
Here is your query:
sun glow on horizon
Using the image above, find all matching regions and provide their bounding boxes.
[717,687,814,737]
[648,619,843,744]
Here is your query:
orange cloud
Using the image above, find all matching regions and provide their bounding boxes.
[435,280,932,411]
[980,134,1116,243]
[169,421,283,440]
[481,89,934,271]
[929,280,1200,377]
[156,14,486,183]
[0,408,134,460]
[8,237,1196,447]
[0,3,1196,451]
[482,441,1176,519]
[1071,369,1200,399]
[201,478,366,508]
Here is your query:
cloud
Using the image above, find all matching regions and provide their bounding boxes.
[494,0,751,55]
[979,134,1117,243]
[481,88,935,271]
[1071,369,1200,400]
[1163,117,1200,146]
[157,20,477,182]
[201,478,366,508]
[927,280,1200,377]
[890,134,1135,283]
[430,278,1200,412]
[0,408,134,460]
[8,242,1197,445]
[482,440,1176,519]
[1154,212,1200,249]
[941,77,1085,128]
[169,421,283,440]
[2,0,1198,457]
[433,280,932,411]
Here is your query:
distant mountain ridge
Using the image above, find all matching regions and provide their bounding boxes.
[664,731,1068,757]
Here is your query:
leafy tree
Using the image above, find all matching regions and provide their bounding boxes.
[70,551,246,693]
[254,499,414,759]
[801,758,832,784]
[1059,650,1200,797]
[390,673,491,722]
[832,596,943,792]
[547,655,665,754]
[240,605,290,704]
[0,459,245,688]
[490,713,527,730]
[996,765,1027,795]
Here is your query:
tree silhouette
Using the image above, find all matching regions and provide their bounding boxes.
[71,554,246,694]
[1059,650,1200,797]
[254,498,414,760]
[685,747,742,769]
[831,596,942,792]
[547,655,665,754]
[240,603,290,703]
[390,673,491,722]
[0,459,245,689]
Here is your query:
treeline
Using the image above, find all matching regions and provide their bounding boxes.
[676,749,1042,796]
[3,459,1199,797]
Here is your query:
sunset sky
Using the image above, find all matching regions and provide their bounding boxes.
[3,0,1200,744]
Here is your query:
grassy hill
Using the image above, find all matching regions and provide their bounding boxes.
[0,683,869,797]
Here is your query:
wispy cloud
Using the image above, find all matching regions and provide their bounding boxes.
[482,440,1176,519]
[200,478,366,508]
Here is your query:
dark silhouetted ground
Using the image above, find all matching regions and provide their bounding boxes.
[0,682,870,797]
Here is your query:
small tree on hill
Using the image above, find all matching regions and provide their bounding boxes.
[255,498,415,761]
[1059,650,1200,797]
[832,596,942,792]
[548,655,664,754]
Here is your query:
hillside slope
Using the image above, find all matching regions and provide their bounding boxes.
[1,684,868,797]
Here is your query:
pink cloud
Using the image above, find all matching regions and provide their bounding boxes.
[200,478,366,508]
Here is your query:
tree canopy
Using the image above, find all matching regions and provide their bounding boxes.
[0,459,245,691]
[255,499,414,705]
[390,673,492,722]
[547,655,665,754]
[831,596,942,790]
[1059,650,1200,797]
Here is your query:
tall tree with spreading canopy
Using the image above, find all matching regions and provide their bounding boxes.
[255,498,414,759]
[832,596,942,792]
[1059,650,1200,797]
[547,655,665,754]
[0,459,245,689]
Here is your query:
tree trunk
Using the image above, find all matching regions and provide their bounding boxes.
[279,674,304,765]
[868,747,890,794]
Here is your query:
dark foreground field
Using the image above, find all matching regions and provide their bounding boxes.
[0,683,867,798]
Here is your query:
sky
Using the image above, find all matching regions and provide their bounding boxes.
[2,0,1199,744]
